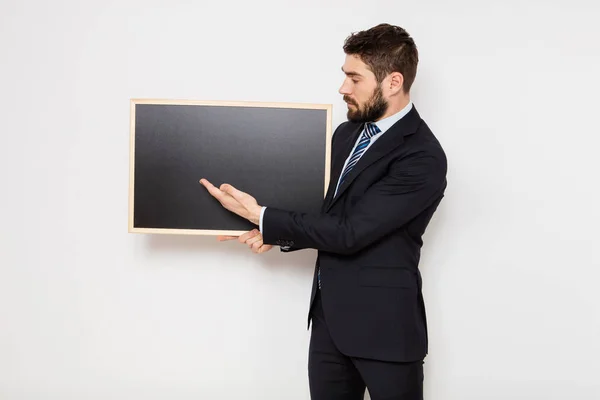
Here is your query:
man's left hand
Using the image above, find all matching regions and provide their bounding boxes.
[217,229,273,254]
[199,178,262,225]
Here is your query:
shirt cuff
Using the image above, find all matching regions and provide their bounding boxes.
[259,206,267,233]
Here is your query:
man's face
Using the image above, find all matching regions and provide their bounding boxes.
[339,54,388,123]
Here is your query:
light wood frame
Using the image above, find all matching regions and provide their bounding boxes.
[128,98,333,236]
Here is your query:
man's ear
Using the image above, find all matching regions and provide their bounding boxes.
[388,72,405,95]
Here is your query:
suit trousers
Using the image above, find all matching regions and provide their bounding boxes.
[308,291,424,400]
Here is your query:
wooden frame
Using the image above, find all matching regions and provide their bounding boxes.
[128,98,333,236]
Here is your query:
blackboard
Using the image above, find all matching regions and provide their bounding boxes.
[128,99,332,235]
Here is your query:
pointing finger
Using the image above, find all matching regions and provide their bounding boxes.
[217,235,238,241]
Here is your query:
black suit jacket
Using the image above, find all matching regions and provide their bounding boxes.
[263,105,447,362]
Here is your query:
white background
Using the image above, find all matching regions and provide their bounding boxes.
[1,0,599,399]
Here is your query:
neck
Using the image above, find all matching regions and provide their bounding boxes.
[376,95,411,121]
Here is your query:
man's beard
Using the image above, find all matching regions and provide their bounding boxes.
[344,85,388,123]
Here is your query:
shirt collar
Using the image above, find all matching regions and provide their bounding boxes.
[371,101,413,135]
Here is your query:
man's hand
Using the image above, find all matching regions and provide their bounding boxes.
[217,229,273,254]
[199,179,262,225]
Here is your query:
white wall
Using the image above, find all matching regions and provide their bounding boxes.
[1,0,599,399]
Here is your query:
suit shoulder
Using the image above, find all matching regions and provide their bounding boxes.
[404,122,447,170]
[413,120,446,155]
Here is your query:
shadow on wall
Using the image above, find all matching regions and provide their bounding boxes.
[141,232,318,273]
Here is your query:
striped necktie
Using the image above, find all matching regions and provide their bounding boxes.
[336,122,381,192]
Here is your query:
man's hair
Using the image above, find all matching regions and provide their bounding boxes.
[343,23,419,93]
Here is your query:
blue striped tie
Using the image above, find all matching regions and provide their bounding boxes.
[336,122,381,194]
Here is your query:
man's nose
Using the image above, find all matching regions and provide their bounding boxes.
[339,80,351,95]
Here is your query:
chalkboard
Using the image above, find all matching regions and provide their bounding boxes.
[128,99,332,235]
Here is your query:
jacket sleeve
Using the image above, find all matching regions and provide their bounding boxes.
[262,149,447,255]
[271,122,351,254]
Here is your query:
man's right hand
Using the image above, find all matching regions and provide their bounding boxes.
[217,229,273,254]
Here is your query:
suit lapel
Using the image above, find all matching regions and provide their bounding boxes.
[322,123,364,211]
[325,106,422,212]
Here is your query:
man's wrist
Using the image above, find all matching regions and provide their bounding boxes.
[249,205,262,225]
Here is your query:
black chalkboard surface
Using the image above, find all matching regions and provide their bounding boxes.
[128,99,332,235]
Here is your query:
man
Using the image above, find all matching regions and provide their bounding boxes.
[200,23,447,400]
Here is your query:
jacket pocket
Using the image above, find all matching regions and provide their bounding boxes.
[358,266,416,288]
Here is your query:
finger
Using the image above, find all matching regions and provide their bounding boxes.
[246,234,263,246]
[250,238,264,250]
[221,184,247,202]
[255,244,273,254]
[199,178,215,190]
[258,244,273,254]
[200,179,226,200]
[201,180,249,218]
[252,242,264,254]
[217,235,238,241]
[238,229,260,243]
